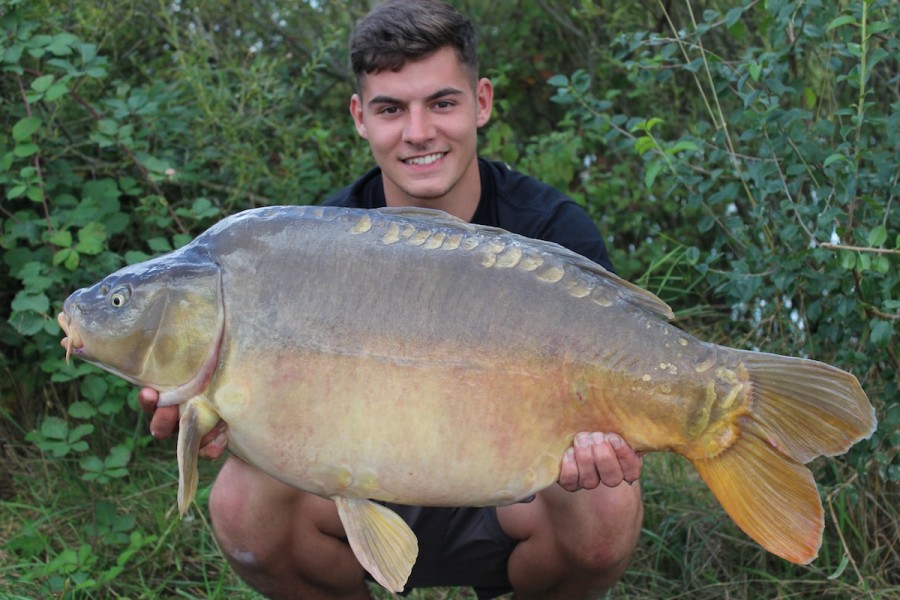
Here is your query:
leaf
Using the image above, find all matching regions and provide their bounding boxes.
[26,186,44,203]
[79,376,109,402]
[867,225,887,247]
[7,185,27,200]
[69,402,97,419]
[69,424,95,441]
[634,136,656,156]
[80,456,104,473]
[644,161,663,189]
[80,43,98,63]
[824,153,850,168]
[667,140,699,155]
[47,33,78,56]
[137,154,171,174]
[547,74,568,87]
[826,15,858,32]
[827,553,850,580]
[13,142,39,157]
[9,312,45,336]
[49,229,73,247]
[98,119,119,135]
[147,237,172,252]
[31,74,54,92]
[3,43,24,65]
[45,81,69,101]
[12,116,42,141]
[11,291,50,314]
[839,250,856,270]
[75,222,107,255]
[724,7,744,27]
[40,416,68,441]
[746,62,761,81]
[870,320,893,349]
[803,86,817,110]
[98,396,125,416]
[106,445,131,469]
[872,255,889,275]
[53,248,80,270]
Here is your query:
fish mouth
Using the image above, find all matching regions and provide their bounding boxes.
[57,311,84,365]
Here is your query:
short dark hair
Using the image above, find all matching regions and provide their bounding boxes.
[350,0,478,90]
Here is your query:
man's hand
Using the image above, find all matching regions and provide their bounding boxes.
[138,387,228,460]
[558,432,642,491]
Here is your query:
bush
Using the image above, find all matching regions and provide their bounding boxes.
[2,0,896,597]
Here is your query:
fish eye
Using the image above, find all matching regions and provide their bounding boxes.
[109,286,131,308]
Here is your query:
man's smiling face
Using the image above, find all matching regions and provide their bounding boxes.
[350,45,493,214]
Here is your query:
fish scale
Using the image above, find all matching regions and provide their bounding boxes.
[57,205,876,593]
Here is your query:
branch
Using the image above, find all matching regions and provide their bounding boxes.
[820,243,900,256]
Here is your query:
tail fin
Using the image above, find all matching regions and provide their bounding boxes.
[692,351,876,564]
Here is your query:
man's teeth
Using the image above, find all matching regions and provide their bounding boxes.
[405,153,444,165]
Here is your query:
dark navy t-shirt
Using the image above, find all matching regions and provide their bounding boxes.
[321,158,614,597]
[322,158,615,273]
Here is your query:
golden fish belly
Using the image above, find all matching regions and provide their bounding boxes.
[210,348,575,504]
[208,324,744,506]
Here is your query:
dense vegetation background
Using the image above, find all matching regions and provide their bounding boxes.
[1,0,897,597]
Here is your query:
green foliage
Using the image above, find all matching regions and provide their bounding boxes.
[2,0,897,598]
[537,1,898,592]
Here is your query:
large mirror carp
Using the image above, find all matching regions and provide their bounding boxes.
[58,205,876,592]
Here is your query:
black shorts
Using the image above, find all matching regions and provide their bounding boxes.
[367,504,518,599]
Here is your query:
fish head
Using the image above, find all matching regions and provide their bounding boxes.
[58,251,224,401]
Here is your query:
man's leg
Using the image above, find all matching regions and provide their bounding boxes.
[209,455,373,600]
[497,481,643,600]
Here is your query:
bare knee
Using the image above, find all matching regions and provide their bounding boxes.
[209,457,297,574]
[501,482,643,598]
[571,484,643,573]
[208,457,370,599]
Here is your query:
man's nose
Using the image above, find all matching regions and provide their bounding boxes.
[402,106,434,144]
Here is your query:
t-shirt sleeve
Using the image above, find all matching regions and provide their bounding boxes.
[535,201,615,273]
[485,160,616,274]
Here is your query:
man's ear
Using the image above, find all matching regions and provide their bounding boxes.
[350,93,368,139]
[475,78,494,128]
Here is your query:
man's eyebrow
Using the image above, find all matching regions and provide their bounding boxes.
[367,87,465,107]
[425,87,465,101]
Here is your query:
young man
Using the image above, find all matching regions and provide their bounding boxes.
[140,1,644,598]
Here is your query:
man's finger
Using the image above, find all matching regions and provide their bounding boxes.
[198,421,228,460]
[558,447,580,491]
[149,405,179,440]
[589,432,624,488]
[138,387,160,414]
[573,432,602,490]
[606,433,643,484]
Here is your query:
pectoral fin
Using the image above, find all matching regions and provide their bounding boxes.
[176,397,221,516]
[334,497,418,593]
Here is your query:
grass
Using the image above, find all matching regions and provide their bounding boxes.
[1,419,896,600]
